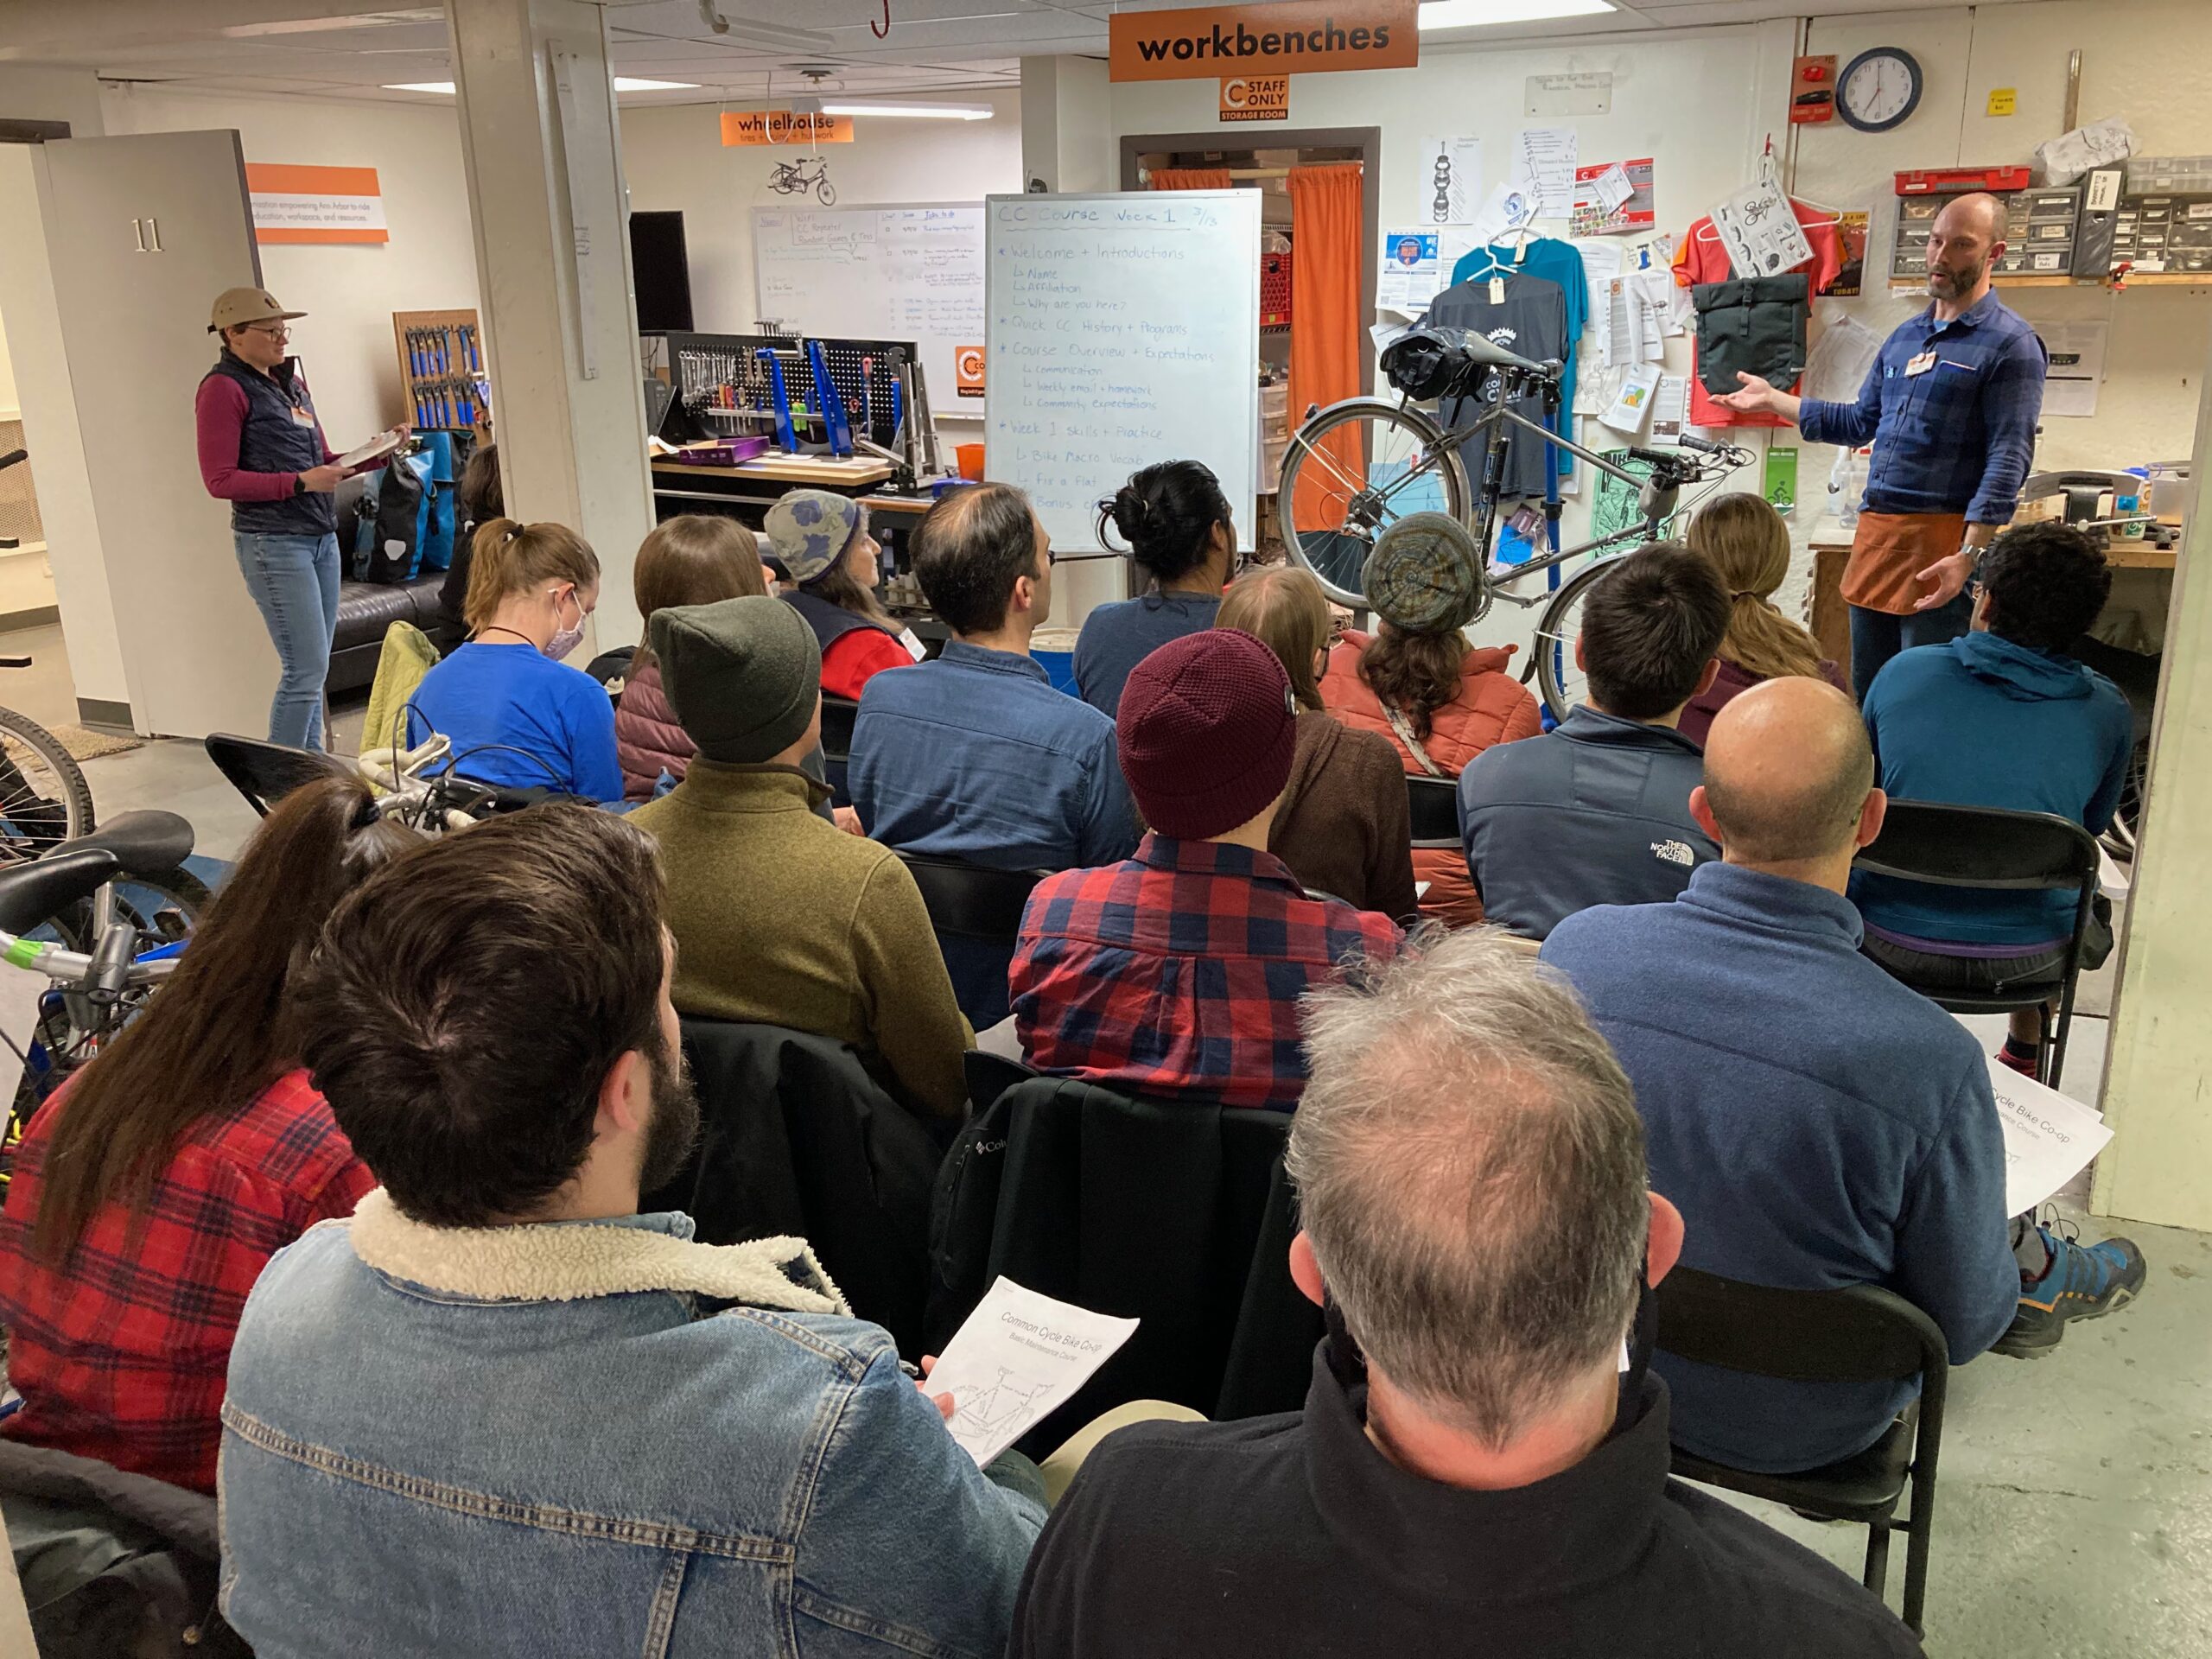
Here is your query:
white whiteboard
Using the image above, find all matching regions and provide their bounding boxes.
[753,202,985,419]
[985,191,1261,552]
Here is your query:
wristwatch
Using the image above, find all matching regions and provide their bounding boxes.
[292,474,308,496]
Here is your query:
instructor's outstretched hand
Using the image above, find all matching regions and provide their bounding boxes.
[1913,550,1974,611]
[1713,372,1783,416]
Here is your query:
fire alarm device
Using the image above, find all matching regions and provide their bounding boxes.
[1790,54,1838,125]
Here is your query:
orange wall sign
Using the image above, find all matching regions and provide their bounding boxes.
[245,164,386,245]
[1111,1,1416,83]
[1219,74,1290,122]
[720,111,855,147]
[955,345,986,397]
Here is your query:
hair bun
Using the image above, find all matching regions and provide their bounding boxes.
[1110,486,1152,537]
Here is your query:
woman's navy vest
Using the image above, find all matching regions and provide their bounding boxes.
[200,351,336,537]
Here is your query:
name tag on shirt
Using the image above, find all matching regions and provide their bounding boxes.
[289,404,316,427]
[1904,351,1937,378]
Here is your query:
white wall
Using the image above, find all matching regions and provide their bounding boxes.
[617,90,1023,391]
[1109,25,1796,651]
[98,83,481,450]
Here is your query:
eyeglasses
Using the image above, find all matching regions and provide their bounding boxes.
[242,323,289,339]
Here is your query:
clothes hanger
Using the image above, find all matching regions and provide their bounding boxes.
[1466,221,1544,278]
[1695,141,1843,238]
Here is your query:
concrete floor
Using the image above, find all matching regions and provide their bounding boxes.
[3,623,2209,1653]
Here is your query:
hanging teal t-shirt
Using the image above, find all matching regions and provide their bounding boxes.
[1449,238,1588,479]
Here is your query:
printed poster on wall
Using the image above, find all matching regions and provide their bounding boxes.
[1570,159,1655,237]
[1765,447,1799,516]
[1828,212,1871,297]
[1420,136,1483,225]
[245,164,386,245]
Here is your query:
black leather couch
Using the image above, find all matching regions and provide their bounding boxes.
[327,475,463,696]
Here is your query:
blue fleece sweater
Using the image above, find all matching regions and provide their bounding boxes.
[1855,632,2131,946]
[1543,863,2018,1474]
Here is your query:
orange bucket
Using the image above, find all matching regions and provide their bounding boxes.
[956,442,985,480]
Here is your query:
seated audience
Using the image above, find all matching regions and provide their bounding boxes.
[436,438,499,639]
[1855,522,2132,1076]
[220,805,1044,1655]
[408,518,622,801]
[1011,628,1398,1110]
[1012,928,1918,1659]
[1319,516,1541,925]
[769,490,924,700]
[615,514,768,802]
[851,483,1137,1022]
[1216,566,1417,918]
[632,597,971,1118]
[1458,542,1728,938]
[1074,460,1236,717]
[1543,679,2145,1475]
[0,776,410,1493]
[1676,492,1847,746]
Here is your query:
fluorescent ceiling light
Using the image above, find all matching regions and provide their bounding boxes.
[381,77,701,94]
[820,102,992,121]
[1419,0,1614,28]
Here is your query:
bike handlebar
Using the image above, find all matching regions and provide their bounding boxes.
[0,450,25,474]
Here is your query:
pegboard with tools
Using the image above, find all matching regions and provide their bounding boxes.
[391,308,492,433]
[648,330,929,454]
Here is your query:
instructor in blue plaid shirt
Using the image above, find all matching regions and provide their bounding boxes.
[1717,193,2048,700]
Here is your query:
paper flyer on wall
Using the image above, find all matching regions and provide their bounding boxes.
[2042,321,2108,419]
[1420,136,1484,226]
[1764,447,1799,516]
[925,1277,1139,1466]
[1802,315,1883,404]
[1471,181,1537,246]
[1649,374,1690,443]
[1987,1058,2112,1217]
[1570,158,1656,237]
[1601,363,1662,432]
[1510,127,1579,216]
[1709,175,1814,278]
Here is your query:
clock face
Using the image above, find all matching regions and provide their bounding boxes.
[1839,47,1923,132]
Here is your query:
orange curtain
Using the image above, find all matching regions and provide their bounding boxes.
[1286,163,1364,536]
[1150,167,1233,190]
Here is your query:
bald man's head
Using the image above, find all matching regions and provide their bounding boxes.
[1927,193,2005,303]
[1700,678,1875,864]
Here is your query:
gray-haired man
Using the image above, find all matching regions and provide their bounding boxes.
[1008,930,1918,1659]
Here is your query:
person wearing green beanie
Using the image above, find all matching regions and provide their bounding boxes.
[630,596,973,1117]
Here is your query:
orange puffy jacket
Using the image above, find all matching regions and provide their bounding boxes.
[1319,631,1543,927]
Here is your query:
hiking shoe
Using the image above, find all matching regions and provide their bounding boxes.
[1996,1040,2039,1078]
[1993,1230,2146,1357]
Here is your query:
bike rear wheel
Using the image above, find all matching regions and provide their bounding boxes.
[1281,398,1472,608]
[0,705,92,864]
[1531,556,1621,723]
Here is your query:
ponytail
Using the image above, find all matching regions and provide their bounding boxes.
[463,518,601,633]
[29,774,420,1262]
[1685,493,1824,683]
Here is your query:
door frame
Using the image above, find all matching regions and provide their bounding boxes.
[1119,126,1382,392]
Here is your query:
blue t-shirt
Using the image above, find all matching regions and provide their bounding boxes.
[1071,593,1221,719]
[1854,632,2131,946]
[406,641,622,802]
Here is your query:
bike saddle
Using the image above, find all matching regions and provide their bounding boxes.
[0,847,119,937]
[1382,327,1552,397]
[60,810,194,876]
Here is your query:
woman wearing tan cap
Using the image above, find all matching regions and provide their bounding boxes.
[194,286,399,751]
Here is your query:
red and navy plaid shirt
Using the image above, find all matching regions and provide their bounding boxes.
[1010,835,1402,1111]
[0,1069,372,1494]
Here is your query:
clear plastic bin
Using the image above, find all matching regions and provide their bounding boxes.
[2125,155,2212,195]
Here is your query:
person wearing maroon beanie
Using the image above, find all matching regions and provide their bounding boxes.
[1008,629,1402,1110]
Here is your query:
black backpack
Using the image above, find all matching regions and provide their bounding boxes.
[349,451,430,583]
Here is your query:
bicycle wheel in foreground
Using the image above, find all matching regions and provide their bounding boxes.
[1532,556,1619,724]
[1280,399,1470,609]
[0,706,93,863]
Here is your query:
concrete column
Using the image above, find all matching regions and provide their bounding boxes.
[1018,55,1123,624]
[2094,340,2212,1230]
[447,0,652,646]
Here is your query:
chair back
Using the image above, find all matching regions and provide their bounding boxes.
[927,1076,1317,1445]
[1853,800,2099,896]
[1405,773,1459,847]
[643,1018,939,1355]
[203,733,350,818]
[1656,1267,1945,1389]
[818,694,861,760]
[897,851,1049,942]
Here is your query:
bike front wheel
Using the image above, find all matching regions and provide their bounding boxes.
[1280,398,1472,609]
[1531,556,1623,724]
[817,180,837,206]
[0,705,92,864]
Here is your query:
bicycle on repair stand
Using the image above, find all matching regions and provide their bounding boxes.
[0,448,94,857]
[1278,328,1754,720]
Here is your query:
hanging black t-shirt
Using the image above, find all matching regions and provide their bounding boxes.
[1420,273,1568,501]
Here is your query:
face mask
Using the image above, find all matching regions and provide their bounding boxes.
[545,588,586,663]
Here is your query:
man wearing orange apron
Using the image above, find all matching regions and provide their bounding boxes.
[1716,193,2048,699]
